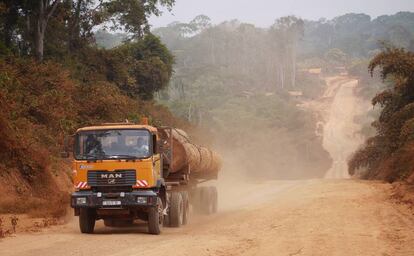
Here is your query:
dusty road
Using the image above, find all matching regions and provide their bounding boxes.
[323,77,370,179]
[1,180,414,256]
[2,76,413,255]
[299,76,372,179]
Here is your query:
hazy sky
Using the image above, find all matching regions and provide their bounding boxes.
[149,0,414,27]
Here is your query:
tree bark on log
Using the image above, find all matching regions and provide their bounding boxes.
[167,129,221,177]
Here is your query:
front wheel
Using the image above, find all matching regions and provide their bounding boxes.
[148,197,164,235]
[79,208,96,234]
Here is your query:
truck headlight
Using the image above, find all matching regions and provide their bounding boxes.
[136,197,147,204]
[76,197,87,205]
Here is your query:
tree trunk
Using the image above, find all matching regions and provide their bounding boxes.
[34,0,46,61]
[291,44,297,87]
[69,0,82,51]
[33,0,60,61]
[34,25,45,61]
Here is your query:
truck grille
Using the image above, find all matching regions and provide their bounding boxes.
[87,170,136,187]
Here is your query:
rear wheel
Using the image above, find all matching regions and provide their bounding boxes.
[79,208,96,234]
[181,191,190,225]
[148,197,164,235]
[169,192,183,227]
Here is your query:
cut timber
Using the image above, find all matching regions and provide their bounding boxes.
[167,129,221,177]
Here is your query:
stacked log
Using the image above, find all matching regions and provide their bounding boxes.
[168,129,221,176]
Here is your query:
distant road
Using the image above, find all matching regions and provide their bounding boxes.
[323,77,369,179]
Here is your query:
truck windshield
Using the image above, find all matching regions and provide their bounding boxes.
[74,129,151,160]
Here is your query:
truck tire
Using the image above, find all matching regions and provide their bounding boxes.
[79,208,96,234]
[210,186,218,214]
[169,192,183,227]
[181,191,190,225]
[148,197,164,235]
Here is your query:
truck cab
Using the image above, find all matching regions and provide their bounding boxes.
[69,123,166,234]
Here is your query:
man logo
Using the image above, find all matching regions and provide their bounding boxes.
[107,179,116,184]
[100,173,123,179]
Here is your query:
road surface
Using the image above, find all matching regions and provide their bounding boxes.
[323,78,370,179]
[0,180,413,256]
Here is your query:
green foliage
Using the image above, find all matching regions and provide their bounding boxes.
[104,33,174,99]
[349,47,414,182]
[0,0,175,59]
[300,12,414,58]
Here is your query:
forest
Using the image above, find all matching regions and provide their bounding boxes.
[0,0,186,216]
[146,12,414,181]
[1,0,414,217]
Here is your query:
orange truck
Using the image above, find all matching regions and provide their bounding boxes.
[62,120,221,235]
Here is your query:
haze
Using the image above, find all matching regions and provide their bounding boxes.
[149,0,414,27]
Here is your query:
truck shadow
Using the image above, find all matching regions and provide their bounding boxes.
[92,221,149,235]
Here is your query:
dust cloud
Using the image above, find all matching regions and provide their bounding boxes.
[207,76,373,211]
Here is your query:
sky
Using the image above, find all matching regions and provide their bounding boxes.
[149,0,414,28]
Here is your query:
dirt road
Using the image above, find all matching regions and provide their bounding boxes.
[1,180,413,256]
[299,76,372,179]
[323,77,370,179]
[2,76,413,255]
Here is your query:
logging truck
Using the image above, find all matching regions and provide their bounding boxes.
[62,120,221,235]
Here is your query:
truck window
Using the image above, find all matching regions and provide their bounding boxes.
[74,129,151,160]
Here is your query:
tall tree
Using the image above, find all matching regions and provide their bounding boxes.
[30,0,61,61]
[271,16,304,88]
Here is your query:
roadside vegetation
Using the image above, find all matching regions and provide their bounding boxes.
[349,47,414,183]
[0,0,187,216]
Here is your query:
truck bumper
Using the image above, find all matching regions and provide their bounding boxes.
[71,190,158,209]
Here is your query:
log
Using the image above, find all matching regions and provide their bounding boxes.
[168,129,221,176]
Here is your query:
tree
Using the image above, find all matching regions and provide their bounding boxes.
[271,16,304,88]
[0,0,175,60]
[102,0,175,39]
[349,47,414,181]
[109,33,174,100]
[26,0,62,61]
